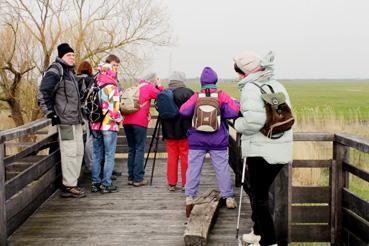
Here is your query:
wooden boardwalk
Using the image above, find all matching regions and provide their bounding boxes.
[8,158,252,246]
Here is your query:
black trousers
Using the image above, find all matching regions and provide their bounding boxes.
[243,157,284,246]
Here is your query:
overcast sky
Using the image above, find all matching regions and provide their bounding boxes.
[146,0,369,79]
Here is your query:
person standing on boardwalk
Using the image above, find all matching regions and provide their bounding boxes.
[123,73,164,187]
[179,66,240,209]
[38,43,86,198]
[234,51,293,246]
[90,55,123,194]
[76,61,95,174]
[160,71,194,191]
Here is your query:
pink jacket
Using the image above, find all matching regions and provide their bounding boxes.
[123,80,164,128]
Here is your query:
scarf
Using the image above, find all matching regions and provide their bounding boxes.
[201,84,217,90]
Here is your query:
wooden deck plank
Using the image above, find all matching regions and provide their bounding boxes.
[8,159,252,246]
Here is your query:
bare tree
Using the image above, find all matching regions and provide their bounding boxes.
[69,0,171,77]
[3,0,67,72]
[0,21,36,126]
[0,0,171,127]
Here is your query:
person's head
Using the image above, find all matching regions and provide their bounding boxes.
[200,67,218,88]
[57,43,75,66]
[168,71,186,88]
[233,52,262,80]
[77,61,93,76]
[143,72,160,85]
[105,54,120,72]
[169,71,186,83]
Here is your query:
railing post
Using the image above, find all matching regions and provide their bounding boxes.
[0,141,7,246]
[332,140,349,246]
[272,163,290,246]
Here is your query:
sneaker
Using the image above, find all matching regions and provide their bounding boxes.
[133,179,148,187]
[91,183,101,193]
[111,174,117,180]
[100,185,118,194]
[60,186,86,198]
[226,197,237,209]
[182,187,185,192]
[168,185,176,191]
[242,229,261,245]
[128,180,134,185]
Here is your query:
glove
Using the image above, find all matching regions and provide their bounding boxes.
[47,112,61,126]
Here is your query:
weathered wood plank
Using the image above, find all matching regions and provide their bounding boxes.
[292,159,332,168]
[7,182,57,236]
[335,133,369,154]
[342,188,369,222]
[4,133,57,166]
[5,165,59,220]
[116,144,166,153]
[271,164,289,245]
[290,224,330,242]
[332,142,350,245]
[342,229,368,246]
[291,205,329,223]
[5,172,19,181]
[0,118,50,143]
[184,189,221,246]
[5,150,60,200]
[6,162,33,173]
[343,162,369,183]
[0,143,7,245]
[292,186,330,203]
[228,136,242,186]
[330,159,337,244]
[293,132,334,142]
[8,159,252,246]
[342,208,369,243]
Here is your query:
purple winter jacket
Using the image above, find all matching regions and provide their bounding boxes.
[179,67,240,150]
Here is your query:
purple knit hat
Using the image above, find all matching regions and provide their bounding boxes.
[200,67,218,87]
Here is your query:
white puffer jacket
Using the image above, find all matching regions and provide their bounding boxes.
[235,73,293,164]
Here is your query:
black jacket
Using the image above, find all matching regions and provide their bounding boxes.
[38,57,82,124]
[161,87,194,140]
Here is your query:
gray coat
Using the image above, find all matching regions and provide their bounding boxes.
[38,57,83,125]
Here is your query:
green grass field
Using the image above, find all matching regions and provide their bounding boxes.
[176,79,369,120]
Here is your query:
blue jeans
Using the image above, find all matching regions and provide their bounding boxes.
[124,124,147,182]
[92,130,118,186]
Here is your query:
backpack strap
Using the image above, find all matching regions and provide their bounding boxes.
[249,82,285,139]
[46,62,66,102]
[249,82,274,94]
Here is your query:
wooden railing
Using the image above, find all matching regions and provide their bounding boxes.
[0,118,60,246]
[227,123,369,246]
[1,117,368,245]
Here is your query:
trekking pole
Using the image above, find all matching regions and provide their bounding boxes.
[144,118,160,170]
[149,119,161,185]
[236,157,247,243]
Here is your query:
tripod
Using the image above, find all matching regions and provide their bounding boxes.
[144,118,161,185]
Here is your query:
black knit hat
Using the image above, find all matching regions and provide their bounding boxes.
[57,43,74,58]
